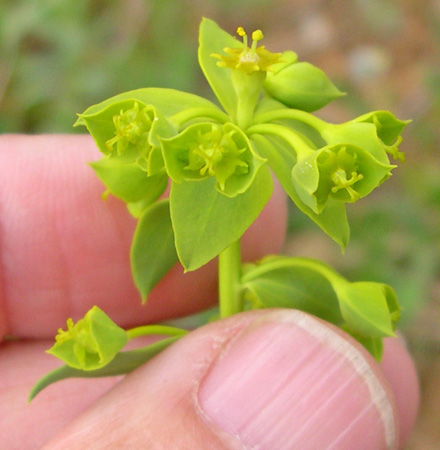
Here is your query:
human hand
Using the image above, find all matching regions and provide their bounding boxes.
[0,135,418,449]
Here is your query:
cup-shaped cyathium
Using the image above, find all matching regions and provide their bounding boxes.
[350,110,410,162]
[161,122,266,197]
[291,143,394,214]
[99,101,172,175]
[47,306,128,371]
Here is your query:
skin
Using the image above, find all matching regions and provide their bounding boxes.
[0,135,419,449]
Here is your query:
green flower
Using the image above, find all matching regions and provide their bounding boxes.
[98,100,173,175]
[47,306,128,370]
[351,111,410,162]
[291,143,394,214]
[161,122,266,197]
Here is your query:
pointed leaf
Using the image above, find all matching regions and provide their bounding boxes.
[131,199,178,302]
[242,256,343,324]
[29,336,180,402]
[170,166,273,271]
[90,159,168,204]
[334,282,397,338]
[252,133,349,249]
[198,18,239,118]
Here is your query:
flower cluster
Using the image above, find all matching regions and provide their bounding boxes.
[31,18,409,401]
[76,18,408,268]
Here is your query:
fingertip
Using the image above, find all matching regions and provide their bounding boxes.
[381,335,420,448]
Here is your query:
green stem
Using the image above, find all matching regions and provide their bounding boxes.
[218,239,242,318]
[253,108,327,132]
[126,324,188,340]
[247,123,312,159]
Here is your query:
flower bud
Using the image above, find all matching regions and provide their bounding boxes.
[47,306,128,370]
[264,56,345,112]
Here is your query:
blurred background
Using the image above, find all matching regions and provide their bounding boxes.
[0,0,439,447]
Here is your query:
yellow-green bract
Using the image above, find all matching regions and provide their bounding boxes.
[47,306,128,371]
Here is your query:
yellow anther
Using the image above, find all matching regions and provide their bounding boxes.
[212,25,282,74]
[252,30,264,41]
[237,27,246,37]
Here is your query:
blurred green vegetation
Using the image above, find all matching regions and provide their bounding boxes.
[1,0,439,329]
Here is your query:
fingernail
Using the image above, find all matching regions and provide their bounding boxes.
[198,310,396,450]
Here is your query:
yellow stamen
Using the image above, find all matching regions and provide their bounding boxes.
[237,27,246,37]
[252,30,264,41]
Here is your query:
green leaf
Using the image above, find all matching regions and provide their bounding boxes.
[242,256,343,325]
[29,336,180,402]
[251,133,349,249]
[198,18,239,118]
[333,282,398,338]
[264,61,345,112]
[89,159,168,204]
[131,199,178,303]
[242,256,400,359]
[170,166,273,271]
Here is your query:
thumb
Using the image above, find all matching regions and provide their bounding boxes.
[44,309,401,450]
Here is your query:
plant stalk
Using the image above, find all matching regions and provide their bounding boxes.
[218,239,242,317]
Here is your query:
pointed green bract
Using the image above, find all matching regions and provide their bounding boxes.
[265,59,345,112]
[242,256,399,359]
[30,336,181,402]
[334,282,399,338]
[170,166,273,271]
[352,110,410,146]
[131,199,178,303]
[90,159,168,205]
[251,133,349,249]
[198,18,239,119]
[47,306,128,371]
[242,256,343,325]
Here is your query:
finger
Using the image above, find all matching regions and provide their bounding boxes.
[0,135,287,339]
[381,335,420,448]
[0,339,122,449]
[38,310,417,450]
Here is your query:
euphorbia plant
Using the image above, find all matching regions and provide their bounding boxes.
[29,18,408,401]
